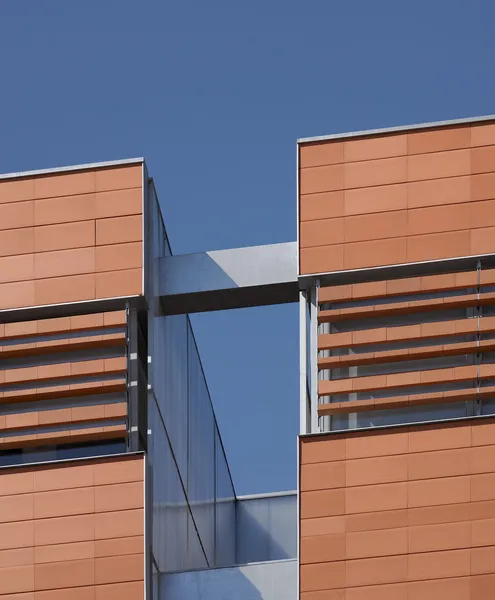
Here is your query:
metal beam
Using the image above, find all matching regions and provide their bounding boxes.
[159,242,298,314]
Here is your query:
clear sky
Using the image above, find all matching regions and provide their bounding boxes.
[0,0,494,494]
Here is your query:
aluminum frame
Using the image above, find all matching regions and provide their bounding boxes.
[299,291,309,434]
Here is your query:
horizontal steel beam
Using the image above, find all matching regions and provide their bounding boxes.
[159,242,298,314]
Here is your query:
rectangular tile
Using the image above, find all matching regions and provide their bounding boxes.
[34,221,95,253]
[344,157,407,189]
[34,195,96,226]
[407,149,470,181]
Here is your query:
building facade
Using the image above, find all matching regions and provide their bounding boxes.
[0,114,494,599]
[299,116,495,600]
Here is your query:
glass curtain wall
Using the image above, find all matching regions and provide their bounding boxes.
[146,178,236,576]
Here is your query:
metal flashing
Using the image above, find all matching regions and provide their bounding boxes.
[0,157,145,181]
[236,490,297,501]
[298,412,495,440]
[297,114,495,145]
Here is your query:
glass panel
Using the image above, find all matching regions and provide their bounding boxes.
[214,430,236,566]
[187,325,215,565]
[147,187,236,572]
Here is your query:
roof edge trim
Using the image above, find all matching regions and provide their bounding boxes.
[0,157,145,181]
[297,114,495,144]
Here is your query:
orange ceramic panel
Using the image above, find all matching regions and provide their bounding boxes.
[299,119,495,275]
[0,455,144,597]
[299,418,495,598]
[0,162,143,309]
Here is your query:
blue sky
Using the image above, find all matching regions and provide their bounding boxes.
[0,0,494,494]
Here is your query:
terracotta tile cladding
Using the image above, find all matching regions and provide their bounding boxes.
[34,558,95,590]
[408,476,471,507]
[34,194,96,226]
[344,183,407,215]
[344,156,407,189]
[300,562,346,592]
[300,436,346,464]
[0,494,33,523]
[33,171,95,199]
[301,462,346,491]
[34,247,95,279]
[344,133,407,163]
[346,430,409,459]
[0,564,34,594]
[94,509,144,539]
[471,199,495,228]
[95,188,142,219]
[471,226,495,254]
[408,548,470,581]
[346,583,408,600]
[472,122,495,147]
[408,422,471,452]
[345,454,408,486]
[0,254,34,283]
[0,201,34,230]
[300,218,344,248]
[94,554,143,585]
[407,202,471,235]
[300,489,345,519]
[408,447,471,480]
[94,581,145,600]
[345,555,408,587]
[408,521,471,553]
[299,141,344,168]
[0,547,34,569]
[345,482,407,514]
[346,527,408,559]
[300,245,344,274]
[472,172,495,200]
[409,577,470,600]
[300,191,345,221]
[344,237,407,270]
[34,221,95,253]
[0,521,34,550]
[94,536,144,558]
[95,268,142,298]
[344,210,407,243]
[301,590,346,600]
[300,533,346,564]
[472,518,495,547]
[34,487,95,519]
[407,126,471,154]
[95,164,142,192]
[34,274,95,305]
[96,215,142,246]
[34,541,94,564]
[300,516,346,538]
[346,509,408,533]
[0,227,34,257]
[406,230,470,262]
[300,164,344,195]
[94,482,143,513]
[407,148,471,181]
[472,145,495,174]
[407,175,471,208]
[0,177,34,204]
